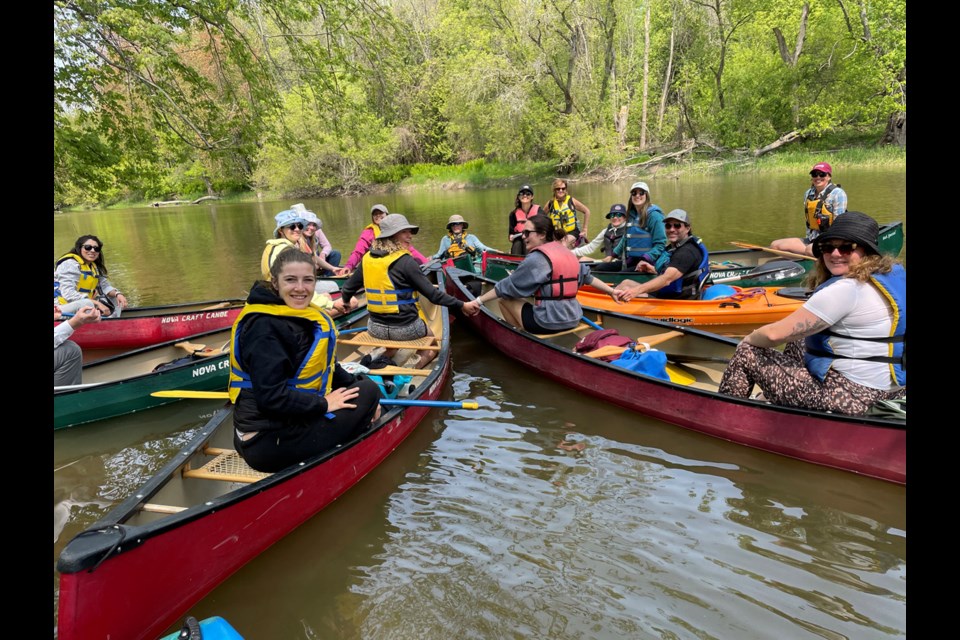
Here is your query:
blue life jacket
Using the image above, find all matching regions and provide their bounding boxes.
[623,205,664,262]
[803,265,906,385]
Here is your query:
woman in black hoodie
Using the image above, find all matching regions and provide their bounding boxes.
[228,248,381,473]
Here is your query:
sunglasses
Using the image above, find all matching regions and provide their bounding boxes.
[519,192,533,197]
[817,241,858,255]
[554,187,567,192]
[630,190,647,197]
[610,213,626,218]
[810,171,829,178]
[664,222,686,230]
[521,229,537,238]
[81,244,101,252]
[285,223,304,230]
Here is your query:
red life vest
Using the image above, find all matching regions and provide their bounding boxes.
[512,204,541,233]
[531,241,581,304]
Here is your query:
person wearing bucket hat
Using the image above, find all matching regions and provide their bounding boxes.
[720,211,905,416]
[543,178,591,248]
[336,214,481,369]
[432,214,497,261]
[508,185,541,255]
[615,209,710,300]
[604,180,669,273]
[771,161,848,257]
[292,204,341,277]
[260,207,336,312]
[570,203,630,269]
[337,204,429,276]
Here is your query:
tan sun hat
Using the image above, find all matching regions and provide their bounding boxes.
[446,214,469,230]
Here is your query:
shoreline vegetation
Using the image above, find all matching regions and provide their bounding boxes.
[61,143,904,213]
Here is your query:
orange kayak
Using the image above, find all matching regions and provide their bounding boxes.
[578,285,804,330]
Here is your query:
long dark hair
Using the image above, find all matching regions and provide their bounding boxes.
[69,235,108,275]
[266,246,315,288]
[525,214,563,243]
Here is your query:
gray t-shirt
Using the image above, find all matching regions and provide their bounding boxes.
[494,250,591,330]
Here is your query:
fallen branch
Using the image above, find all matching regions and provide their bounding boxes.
[753,130,803,157]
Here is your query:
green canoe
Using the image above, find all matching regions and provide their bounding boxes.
[54,299,369,430]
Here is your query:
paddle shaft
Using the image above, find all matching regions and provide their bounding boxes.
[150,390,478,409]
[729,241,810,262]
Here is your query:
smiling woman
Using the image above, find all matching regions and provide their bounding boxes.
[720,211,906,416]
[227,249,382,473]
[54,234,128,317]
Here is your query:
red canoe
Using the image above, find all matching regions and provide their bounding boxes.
[54,299,246,350]
[57,297,455,640]
[443,266,906,485]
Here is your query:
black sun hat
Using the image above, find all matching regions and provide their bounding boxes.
[812,211,880,257]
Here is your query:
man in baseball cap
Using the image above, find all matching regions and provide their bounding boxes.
[614,209,710,300]
[771,161,848,256]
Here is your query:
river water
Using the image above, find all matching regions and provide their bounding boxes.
[53,168,907,638]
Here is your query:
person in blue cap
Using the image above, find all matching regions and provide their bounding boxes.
[572,203,630,271]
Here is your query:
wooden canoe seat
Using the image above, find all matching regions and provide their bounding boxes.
[338,331,440,351]
[530,322,592,340]
[181,447,271,484]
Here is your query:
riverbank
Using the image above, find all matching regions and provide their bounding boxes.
[66,144,904,212]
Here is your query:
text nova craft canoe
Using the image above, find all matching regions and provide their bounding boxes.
[443,266,905,485]
[55,298,247,350]
[56,294,457,640]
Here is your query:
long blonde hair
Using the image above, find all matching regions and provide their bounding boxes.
[371,236,405,254]
[805,254,900,288]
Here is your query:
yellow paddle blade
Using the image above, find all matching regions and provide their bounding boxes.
[151,390,229,399]
[665,364,696,386]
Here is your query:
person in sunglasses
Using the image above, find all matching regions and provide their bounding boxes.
[473,214,622,334]
[54,235,127,317]
[571,203,630,269]
[508,185,541,255]
[614,209,710,300]
[614,181,668,272]
[290,203,341,277]
[771,161,848,257]
[261,208,337,312]
[720,211,905,416]
[543,178,591,248]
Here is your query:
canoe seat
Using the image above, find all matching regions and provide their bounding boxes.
[338,331,440,351]
[529,322,593,340]
[182,446,271,484]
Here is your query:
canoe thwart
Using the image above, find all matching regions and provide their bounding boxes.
[181,447,271,484]
[364,365,434,377]
[338,331,440,351]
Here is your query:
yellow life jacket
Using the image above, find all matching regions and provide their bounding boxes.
[546,195,578,234]
[260,239,335,312]
[55,253,100,303]
[444,232,477,258]
[261,238,297,280]
[366,222,382,239]
[362,250,421,316]
[228,303,338,403]
[805,183,839,232]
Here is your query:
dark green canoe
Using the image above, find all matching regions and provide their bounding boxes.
[54,300,369,430]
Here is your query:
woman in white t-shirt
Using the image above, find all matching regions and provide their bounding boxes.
[719,212,905,416]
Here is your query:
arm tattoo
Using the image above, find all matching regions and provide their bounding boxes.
[784,316,829,341]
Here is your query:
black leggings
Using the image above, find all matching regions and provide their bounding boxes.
[236,377,382,473]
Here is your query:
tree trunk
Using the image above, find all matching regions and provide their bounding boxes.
[753,130,802,157]
[640,7,651,150]
[658,21,675,130]
[879,113,906,147]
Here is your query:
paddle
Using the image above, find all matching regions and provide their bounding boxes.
[583,330,683,359]
[150,390,479,409]
[709,260,803,284]
[729,241,810,261]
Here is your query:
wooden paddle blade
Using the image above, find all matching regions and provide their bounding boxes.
[634,330,684,349]
[175,341,207,353]
[729,241,810,262]
[583,345,630,359]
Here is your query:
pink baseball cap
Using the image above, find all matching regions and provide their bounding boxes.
[810,162,832,175]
